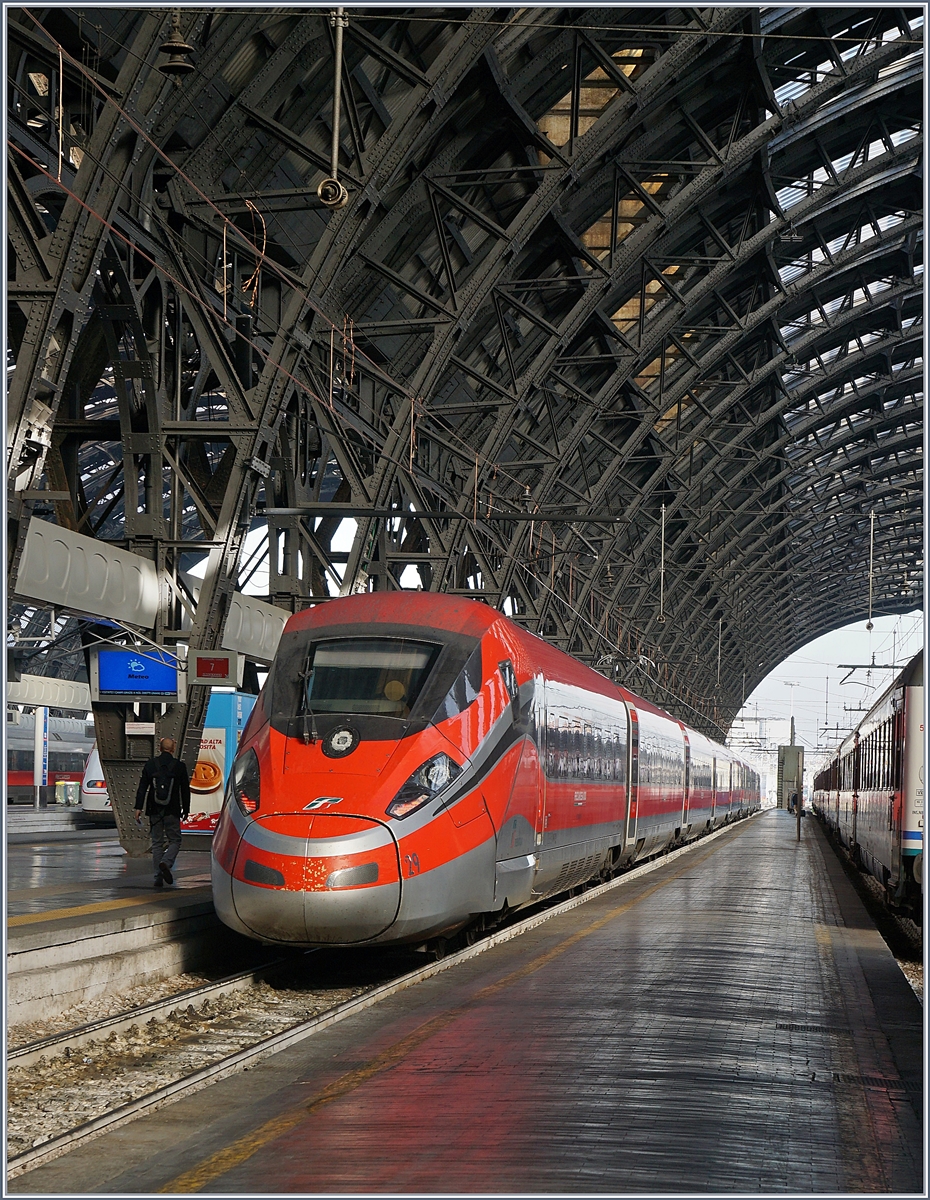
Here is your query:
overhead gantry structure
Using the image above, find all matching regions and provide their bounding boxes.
[7,6,923,846]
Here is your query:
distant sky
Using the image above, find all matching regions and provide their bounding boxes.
[734,609,924,775]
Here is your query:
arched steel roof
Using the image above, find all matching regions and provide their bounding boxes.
[7,6,923,741]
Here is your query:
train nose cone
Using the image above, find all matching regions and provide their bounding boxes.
[230,812,402,945]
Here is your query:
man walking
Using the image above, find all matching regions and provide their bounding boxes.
[134,737,190,888]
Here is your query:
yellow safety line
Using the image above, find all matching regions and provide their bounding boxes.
[7,888,211,927]
[162,832,743,1194]
[6,873,211,903]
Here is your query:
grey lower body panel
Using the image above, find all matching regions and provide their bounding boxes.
[494,854,537,908]
[532,837,613,900]
[211,834,498,947]
[383,836,498,943]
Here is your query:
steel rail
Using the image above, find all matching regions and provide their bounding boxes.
[7,954,308,1071]
[7,813,760,1180]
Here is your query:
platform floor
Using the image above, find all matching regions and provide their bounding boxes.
[6,827,211,922]
[10,810,923,1194]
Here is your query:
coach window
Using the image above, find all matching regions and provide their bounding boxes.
[498,660,518,703]
[551,714,560,776]
[434,643,483,721]
[558,714,570,777]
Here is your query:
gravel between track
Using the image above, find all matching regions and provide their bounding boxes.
[7,971,223,1051]
[7,949,420,1158]
[814,815,923,1004]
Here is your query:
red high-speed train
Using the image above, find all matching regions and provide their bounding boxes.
[212,593,760,947]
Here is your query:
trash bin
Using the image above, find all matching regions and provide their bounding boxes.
[54,781,81,806]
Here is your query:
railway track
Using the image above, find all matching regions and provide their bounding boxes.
[7,818,754,1180]
[812,813,923,986]
[7,955,309,1070]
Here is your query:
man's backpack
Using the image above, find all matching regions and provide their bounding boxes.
[151,758,176,807]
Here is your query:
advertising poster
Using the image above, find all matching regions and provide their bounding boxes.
[184,727,226,832]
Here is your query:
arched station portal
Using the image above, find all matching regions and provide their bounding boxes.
[7,7,923,847]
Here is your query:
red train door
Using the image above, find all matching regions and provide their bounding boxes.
[626,705,640,846]
[535,685,547,846]
[681,729,691,831]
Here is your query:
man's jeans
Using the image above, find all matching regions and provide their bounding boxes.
[149,812,182,876]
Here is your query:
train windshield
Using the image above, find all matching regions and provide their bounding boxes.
[303,638,440,717]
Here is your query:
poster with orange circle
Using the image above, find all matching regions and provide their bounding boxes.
[184,728,226,831]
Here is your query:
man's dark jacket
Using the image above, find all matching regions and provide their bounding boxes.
[135,752,191,818]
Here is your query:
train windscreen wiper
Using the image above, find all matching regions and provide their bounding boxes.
[297,657,320,745]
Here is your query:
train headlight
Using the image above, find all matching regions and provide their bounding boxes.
[385,753,462,819]
[230,748,261,815]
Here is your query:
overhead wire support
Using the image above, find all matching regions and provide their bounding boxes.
[57,46,63,180]
[866,509,875,630]
[716,617,722,688]
[658,502,666,622]
[317,8,349,209]
[330,8,345,179]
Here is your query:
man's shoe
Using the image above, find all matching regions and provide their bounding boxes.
[159,861,173,884]
[154,876,164,888]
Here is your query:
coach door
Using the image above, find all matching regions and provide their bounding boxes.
[851,731,860,849]
[681,730,691,832]
[535,686,548,846]
[626,705,640,846]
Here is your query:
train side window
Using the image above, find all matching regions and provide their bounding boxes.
[498,660,518,703]
[884,718,892,787]
[555,714,569,777]
[435,643,483,721]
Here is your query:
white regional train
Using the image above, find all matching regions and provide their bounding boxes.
[80,744,114,824]
[812,651,923,917]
